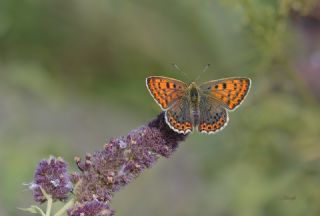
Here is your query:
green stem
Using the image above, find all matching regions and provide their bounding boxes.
[18,206,46,216]
[54,198,75,216]
[45,197,53,216]
[36,206,47,216]
[39,187,53,216]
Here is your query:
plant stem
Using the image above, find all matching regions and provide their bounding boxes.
[17,206,46,216]
[54,198,74,216]
[45,197,52,216]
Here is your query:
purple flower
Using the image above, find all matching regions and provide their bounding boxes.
[31,156,72,203]
[26,112,189,215]
[73,112,188,202]
[67,200,114,216]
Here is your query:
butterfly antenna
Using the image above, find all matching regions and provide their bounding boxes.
[195,63,210,82]
[172,64,190,82]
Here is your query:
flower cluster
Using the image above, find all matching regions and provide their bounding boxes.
[26,112,188,215]
[67,200,114,216]
[30,156,72,203]
[74,112,187,202]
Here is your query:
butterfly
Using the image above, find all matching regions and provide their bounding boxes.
[146,76,251,134]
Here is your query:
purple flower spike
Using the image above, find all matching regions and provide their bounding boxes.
[73,112,188,202]
[25,113,189,215]
[31,156,72,203]
[67,200,114,216]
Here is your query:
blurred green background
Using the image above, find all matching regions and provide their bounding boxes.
[1,0,320,215]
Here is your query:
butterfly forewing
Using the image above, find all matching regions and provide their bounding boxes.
[198,95,229,134]
[165,96,193,134]
[146,76,188,110]
[199,78,251,110]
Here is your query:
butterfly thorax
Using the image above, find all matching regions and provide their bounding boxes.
[189,82,199,103]
[189,82,200,126]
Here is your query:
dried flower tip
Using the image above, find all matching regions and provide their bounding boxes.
[70,172,81,185]
[85,153,92,160]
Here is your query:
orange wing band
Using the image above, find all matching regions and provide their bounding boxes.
[146,77,185,110]
[211,78,250,110]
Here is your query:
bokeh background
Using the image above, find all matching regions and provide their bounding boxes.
[1,0,320,215]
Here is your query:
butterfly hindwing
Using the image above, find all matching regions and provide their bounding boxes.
[146,76,188,110]
[165,96,193,134]
[199,78,251,110]
[198,95,229,134]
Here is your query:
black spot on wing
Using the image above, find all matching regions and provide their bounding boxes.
[223,83,227,89]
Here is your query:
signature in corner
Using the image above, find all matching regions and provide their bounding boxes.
[282,194,296,201]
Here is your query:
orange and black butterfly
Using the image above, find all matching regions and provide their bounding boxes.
[146,76,251,134]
